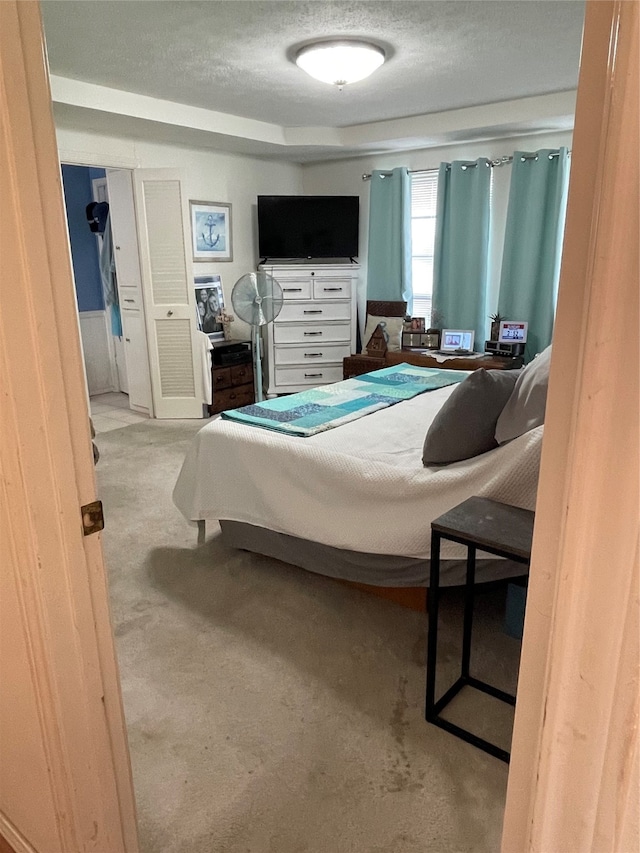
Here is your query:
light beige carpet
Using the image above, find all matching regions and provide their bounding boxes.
[96,418,521,853]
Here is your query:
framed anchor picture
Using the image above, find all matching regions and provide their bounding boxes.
[190,200,233,262]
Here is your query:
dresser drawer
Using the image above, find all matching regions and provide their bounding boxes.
[274,343,351,366]
[313,278,351,300]
[279,279,312,300]
[275,364,344,387]
[274,322,351,345]
[277,301,352,323]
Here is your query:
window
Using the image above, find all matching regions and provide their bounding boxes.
[410,169,438,326]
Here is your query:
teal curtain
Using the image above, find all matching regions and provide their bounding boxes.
[498,148,570,358]
[366,167,412,312]
[432,158,491,350]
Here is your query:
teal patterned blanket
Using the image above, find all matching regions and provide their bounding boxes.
[220,364,468,437]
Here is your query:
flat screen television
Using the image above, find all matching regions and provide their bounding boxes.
[257,195,359,260]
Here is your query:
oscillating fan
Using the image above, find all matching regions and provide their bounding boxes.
[231,271,283,402]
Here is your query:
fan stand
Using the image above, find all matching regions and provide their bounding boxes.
[252,325,264,402]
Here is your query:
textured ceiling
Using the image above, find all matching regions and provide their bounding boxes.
[42,0,585,129]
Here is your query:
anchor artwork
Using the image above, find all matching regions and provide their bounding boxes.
[190,200,233,262]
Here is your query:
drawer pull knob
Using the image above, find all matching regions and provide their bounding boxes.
[304,353,323,358]
[304,310,323,315]
[283,287,302,292]
[125,338,131,343]
[305,373,323,378]
[167,310,174,317]
[323,287,343,292]
[124,298,135,303]
[304,331,323,336]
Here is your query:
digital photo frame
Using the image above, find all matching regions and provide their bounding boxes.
[439,329,475,353]
[498,321,528,344]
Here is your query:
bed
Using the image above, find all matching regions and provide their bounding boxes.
[173,367,544,590]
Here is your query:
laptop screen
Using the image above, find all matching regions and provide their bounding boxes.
[440,330,475,352]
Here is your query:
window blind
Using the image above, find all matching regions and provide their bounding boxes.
[410,169,438,326]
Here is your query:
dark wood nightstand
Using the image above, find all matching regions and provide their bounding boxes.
[208,341,254,415]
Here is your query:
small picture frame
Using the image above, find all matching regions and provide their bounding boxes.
[190,201,233,262]
[194,275,225,340]
[409,316,425,332]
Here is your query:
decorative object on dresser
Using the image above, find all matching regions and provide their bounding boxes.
[231,272,283,402]
[208,341,254,415]
[259,262,359,396]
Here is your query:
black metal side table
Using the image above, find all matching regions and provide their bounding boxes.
[425,496,534,763]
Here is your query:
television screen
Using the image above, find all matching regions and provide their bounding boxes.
[257,195,359,260]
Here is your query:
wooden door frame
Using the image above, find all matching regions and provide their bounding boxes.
[502,1,639,849]
[1,0,637,850]
[0,2,138,850]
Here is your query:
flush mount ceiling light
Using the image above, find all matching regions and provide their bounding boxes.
[295,40,385,88]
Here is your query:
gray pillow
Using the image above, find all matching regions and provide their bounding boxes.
[495,345,552,444]
[423,368,522,465]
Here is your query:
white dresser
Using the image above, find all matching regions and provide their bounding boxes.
[259,262,358,396]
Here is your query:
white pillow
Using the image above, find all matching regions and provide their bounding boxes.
[495,345,552,444]
[362,315,404,352]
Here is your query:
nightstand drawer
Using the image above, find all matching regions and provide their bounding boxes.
[230,363,253,385]
[213,383,254,413]
[213,367,232,390]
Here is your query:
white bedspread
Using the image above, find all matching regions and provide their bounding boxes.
[173,385,543,560]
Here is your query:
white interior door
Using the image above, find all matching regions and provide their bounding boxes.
[133,169,202,418]
[106,168,153,409]
[121,308,152,412]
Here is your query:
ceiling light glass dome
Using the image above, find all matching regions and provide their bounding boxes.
[295,40,385,88]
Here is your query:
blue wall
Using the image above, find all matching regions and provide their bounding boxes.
[62,165,106,312]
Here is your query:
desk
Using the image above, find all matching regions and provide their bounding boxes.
[426,496,534,763]
[343,351,522,379]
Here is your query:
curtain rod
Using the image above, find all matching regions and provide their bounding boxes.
[361,151,570,180]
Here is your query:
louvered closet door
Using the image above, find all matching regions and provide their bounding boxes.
[133,170,202,418]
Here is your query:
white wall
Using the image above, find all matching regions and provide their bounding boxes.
[56,127,303,340]
[301,130,574,319]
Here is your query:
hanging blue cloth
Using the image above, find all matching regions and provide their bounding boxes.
[99,213,122,337]
[432,158,491,349]
[498,148,570,358]
[366,167,412,313]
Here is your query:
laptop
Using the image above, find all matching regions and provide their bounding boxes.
[438,329,475,355]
